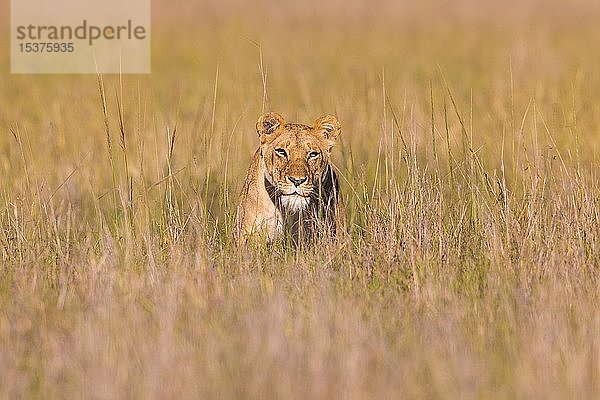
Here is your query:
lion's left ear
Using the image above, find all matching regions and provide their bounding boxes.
[313,115,341,148]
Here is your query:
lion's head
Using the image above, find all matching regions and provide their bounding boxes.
[257,112,341,213]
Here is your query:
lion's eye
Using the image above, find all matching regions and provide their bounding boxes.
[308,151,320,159]
[275,148,288,158]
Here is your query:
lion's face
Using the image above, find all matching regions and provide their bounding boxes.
[257,113,341,212]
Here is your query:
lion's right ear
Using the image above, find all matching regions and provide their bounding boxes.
[256,112,285,143]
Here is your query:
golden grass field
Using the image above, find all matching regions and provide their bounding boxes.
[1,0,600,398]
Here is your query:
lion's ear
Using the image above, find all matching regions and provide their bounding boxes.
[313,115,341,148]
[257,112,285,143]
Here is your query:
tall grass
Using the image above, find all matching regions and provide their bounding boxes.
[0,0,599,398]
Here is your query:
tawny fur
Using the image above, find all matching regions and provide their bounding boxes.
[235,112,345,245]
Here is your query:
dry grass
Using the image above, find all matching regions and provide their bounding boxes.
[1,0,599,398]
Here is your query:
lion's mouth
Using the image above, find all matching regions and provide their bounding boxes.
[281,192,311,198]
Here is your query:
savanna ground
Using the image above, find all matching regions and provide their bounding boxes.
[1,0,600,398]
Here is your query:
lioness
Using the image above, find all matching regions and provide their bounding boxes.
[234,112,345,245]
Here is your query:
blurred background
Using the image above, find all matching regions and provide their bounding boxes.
[2,0,600,170]
[2,0,600,214]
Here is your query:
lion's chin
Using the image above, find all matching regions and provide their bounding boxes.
[280,194,311,213]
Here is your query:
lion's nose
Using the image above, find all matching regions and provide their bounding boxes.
[288,176,307,187]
